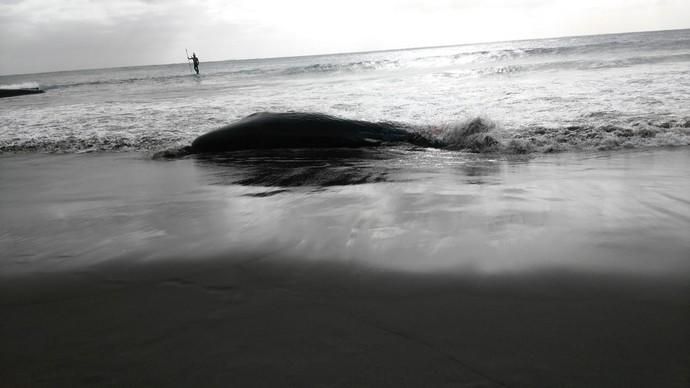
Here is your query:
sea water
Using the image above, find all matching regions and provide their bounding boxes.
[1,29,689,153]
[1,30,689,276]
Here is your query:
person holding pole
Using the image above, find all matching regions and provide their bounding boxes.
[187,51,200,75]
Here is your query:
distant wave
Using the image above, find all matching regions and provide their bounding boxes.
[450,36,690,63]
[39,73,195,90]
[47,48,690,90]
[458,53,690,77]
[25,42,690,90]
[35,59,401,89]
[229,49,690,78]
[282,59,400,75]
[39,49,688,89]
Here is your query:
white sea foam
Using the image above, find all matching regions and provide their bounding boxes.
[0,82,39,89]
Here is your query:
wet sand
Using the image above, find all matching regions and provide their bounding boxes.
[1,148,689,387]
[2,256,689,387]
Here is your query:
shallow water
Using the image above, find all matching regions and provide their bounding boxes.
[2,148,688,278]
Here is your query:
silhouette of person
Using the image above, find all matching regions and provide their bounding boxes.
[188,52,200,75]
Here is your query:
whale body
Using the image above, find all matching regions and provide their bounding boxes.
[190,112,433,153]
[0,88,45,98]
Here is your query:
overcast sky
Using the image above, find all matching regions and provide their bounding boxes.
[1,0,688,75]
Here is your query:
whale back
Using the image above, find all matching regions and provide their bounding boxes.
[191,112,414,152]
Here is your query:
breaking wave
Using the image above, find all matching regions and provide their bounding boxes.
[282,59,400,75]
[3,112,689,155]
[0,134,189,154]
[414,117,690,153]
[504,121,690,153]
[0,82,40,90]
[40,73,193,90]
[450,34,690,62]
[467,53,690,76]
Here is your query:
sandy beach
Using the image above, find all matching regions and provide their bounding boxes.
[2,148,689,387]
[3,254,689,387]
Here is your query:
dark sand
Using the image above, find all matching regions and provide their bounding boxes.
[2,255,689,387]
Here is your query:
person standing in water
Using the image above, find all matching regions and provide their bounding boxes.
[188,52,200,75]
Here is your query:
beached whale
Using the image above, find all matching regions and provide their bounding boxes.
[0,88,45,98]
[190,112,435,153]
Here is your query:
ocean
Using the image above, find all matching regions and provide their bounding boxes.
[1,29,690,387]
[1,29,690,153]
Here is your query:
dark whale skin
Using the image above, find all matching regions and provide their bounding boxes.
[190,112,428,152]
[0,88,45,98]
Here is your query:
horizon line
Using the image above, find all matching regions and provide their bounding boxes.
[1,26,688,77]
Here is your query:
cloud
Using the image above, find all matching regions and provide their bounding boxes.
[1,0,207,72]
[1,0,688,74]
